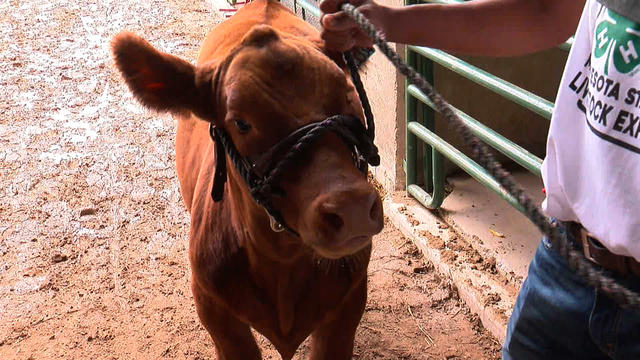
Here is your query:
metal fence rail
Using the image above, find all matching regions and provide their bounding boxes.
[408,46,554,120]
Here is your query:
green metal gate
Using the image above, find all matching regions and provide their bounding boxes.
[404,0,572,214]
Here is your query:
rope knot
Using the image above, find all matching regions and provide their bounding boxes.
[250,181,272,203]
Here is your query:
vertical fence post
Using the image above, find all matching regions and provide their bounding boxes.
[405,50,418,192]
[404,0,444,208]
[418,56,445,206]
[418,56,434,192]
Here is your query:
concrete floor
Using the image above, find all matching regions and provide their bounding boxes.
[385,170,546,341]
[442,171,545,281]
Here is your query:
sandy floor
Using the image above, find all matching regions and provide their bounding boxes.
[0,0,500,358]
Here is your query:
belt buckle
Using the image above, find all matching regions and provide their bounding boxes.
[580,228,598,263]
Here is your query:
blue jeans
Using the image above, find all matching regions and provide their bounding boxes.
[503,236,640,359]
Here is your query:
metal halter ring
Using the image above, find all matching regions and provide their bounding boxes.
[266,209,285,232]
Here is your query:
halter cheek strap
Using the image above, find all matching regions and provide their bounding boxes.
[211,127,227,202]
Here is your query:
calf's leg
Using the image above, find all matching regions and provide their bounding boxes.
[192,288,261,360]
[308,280,367,360]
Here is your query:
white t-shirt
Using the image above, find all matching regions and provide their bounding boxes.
[542,0,640,261]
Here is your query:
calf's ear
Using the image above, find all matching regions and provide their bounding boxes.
[111,32,214,118]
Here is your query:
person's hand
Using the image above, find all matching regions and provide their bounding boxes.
[320,0,389,52]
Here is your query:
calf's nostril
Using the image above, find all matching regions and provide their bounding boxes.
[321,212,344,231]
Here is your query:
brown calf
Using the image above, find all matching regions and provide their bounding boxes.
[112,0,383,358]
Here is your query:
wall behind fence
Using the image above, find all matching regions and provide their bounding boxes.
[359,0,406,191]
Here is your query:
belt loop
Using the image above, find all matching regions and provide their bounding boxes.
[580,228,596,263]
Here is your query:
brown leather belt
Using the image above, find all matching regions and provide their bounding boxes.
[568,222,640,278]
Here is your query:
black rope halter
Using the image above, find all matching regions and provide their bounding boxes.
[208,51,379,237]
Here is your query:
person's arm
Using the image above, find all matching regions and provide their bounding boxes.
[320,0,585,56]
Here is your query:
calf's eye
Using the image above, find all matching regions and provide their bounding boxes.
[234,119,251,134]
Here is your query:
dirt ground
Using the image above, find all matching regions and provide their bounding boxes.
[0,0,501,358]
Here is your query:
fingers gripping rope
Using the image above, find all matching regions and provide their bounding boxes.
[339,3,640,307]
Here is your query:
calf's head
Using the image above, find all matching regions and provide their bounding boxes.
[112,25,383,259]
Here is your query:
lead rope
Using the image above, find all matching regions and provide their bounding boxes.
[344,51,376,140]
[339,3,640,307]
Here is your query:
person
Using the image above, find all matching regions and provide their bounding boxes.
[320,0,640,358]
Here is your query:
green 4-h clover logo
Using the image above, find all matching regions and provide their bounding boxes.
[594,9,640,75]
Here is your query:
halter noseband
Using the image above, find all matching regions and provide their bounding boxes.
[208,51,378,237]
